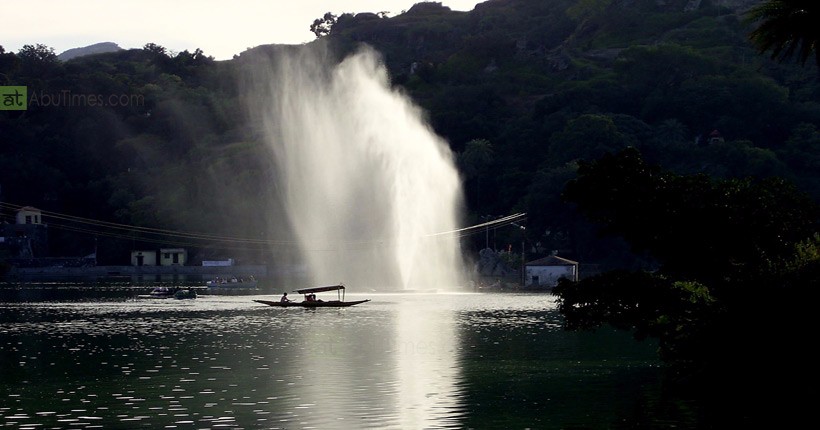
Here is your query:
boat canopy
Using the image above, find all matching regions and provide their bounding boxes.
[295,284,345,294]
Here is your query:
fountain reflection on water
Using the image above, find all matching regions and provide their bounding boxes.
[395,297,466,427]
[253,44,465,290]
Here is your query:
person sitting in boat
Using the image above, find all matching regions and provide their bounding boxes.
[305,293,316,302]
[280,292,291,303]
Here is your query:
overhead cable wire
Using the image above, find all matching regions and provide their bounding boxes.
[1,201,526,247]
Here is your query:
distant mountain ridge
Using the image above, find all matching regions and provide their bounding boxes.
[58,42,122,61]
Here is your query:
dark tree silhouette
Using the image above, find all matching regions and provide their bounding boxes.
[747,0,820,67]
[17,44,57,63]
[143,43,168,56]
[310,12,337,38]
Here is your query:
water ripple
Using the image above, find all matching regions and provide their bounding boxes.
[0,292,665,429]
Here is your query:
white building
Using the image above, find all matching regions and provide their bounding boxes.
[16,206,42,225]
[131,250,157,266]
[524,255,578,288]
[159,248,187,266]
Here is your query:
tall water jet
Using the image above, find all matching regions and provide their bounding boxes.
[248,45,465,290]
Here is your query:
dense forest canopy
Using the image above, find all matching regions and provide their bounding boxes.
[1,0,819,269]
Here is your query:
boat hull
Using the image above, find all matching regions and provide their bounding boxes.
[206,281,258,288]
[137,288,197,300]
[254,299,370,308]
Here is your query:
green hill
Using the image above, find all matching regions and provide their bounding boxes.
[320,0,820,265]
[1,0,818,268]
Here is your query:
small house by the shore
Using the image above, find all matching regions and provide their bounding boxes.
[1,206,49,258]
[159,248,187,266]
[131,250,157,266]
[16,206,42,225]
[524,255,578,288]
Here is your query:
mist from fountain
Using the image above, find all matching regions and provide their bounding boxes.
[255,45,465,290]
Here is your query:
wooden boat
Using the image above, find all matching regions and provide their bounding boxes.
[136,287,175,299]
[205,277,258,289]
[173,289,197,300]
[137,287,197,300]
[254,284,370,308]
[205,276,259,295]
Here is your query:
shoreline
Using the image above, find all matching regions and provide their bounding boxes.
[4,264,268,279]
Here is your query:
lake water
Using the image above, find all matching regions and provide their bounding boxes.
[0,291,695,429]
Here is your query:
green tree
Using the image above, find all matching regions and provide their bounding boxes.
[17,43,57,63]
[143,43,168,56]
[779,123,820,172]
[614,44,720,101]
[458,138,494,179]
[563,148,817,284]
[555,148,819,375]
[643,75,792,144]
[458,138,495,212]
[689,140,787,180]
[747,0,820,67]
[547,114,631,166]
[556,271,717,362]
[566,0,611,22]
[524,164,578,256]
[17,43,60,78]
[0,46,18,82]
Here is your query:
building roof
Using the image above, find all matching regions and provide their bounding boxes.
[17,206,41,212]
[526,255,578,266]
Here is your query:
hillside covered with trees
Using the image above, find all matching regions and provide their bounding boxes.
[1,0,819,270]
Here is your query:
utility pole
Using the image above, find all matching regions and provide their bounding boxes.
[521,239,525,286]
[512,222,526,286]
[482,215,490,249]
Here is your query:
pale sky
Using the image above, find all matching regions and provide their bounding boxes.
[4,0,484,60]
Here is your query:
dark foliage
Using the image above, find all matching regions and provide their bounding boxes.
[555,149,819,382]
[748,0,820,67]
[564,148,818,287]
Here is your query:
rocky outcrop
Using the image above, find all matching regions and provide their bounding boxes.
[58,42,122,62]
